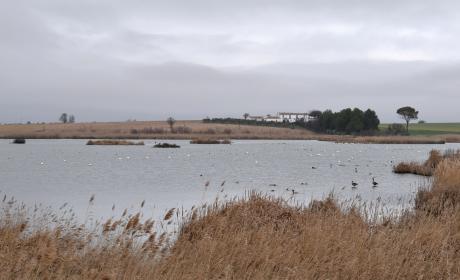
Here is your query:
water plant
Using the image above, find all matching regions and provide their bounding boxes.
[153,143,180,148]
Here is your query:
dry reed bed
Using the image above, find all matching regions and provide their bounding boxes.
[2,121,460,144]
[86,139,144,145]
[394,149,460,176]
[0,121,315,140]
[1,157,460,279]
[190,138,231,144]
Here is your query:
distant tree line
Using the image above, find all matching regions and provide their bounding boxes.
[59,113,76,123]
[203,117,302,129]
[305,108,380,134]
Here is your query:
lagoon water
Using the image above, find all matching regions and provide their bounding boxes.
[1,139,459,222]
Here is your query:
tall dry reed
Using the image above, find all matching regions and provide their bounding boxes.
[394,149,460,176]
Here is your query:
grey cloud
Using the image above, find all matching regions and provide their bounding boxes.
[1,0,460,123]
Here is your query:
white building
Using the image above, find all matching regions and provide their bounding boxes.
[278,112,310,123]
[248,115,265,122]
[246,112,313,123]
[264,114,283,123]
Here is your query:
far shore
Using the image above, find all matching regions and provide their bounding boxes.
[1,120,460,144]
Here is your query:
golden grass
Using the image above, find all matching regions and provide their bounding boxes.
[0,121,315,140]
[2,121,460,144]
[394,149,460,176]
[86,139,144,145]
[1,154,460,279]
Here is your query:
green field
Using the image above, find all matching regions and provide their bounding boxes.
[380,123,460,136]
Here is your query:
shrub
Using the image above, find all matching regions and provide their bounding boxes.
[223,128,232,135]
[386,123,407,135]
[153,143,180,148]
[206,128,216,134]
[175,126,192,134]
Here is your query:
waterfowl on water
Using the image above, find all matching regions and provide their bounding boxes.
[372,177,378,187]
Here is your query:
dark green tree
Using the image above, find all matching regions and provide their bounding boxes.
[345,108,364,133]
[363,109,380,130]
[167,117,176,132]
[308,110,322,119]
[397,106,418,133]
[319,110,335,131]
[59,113,68,123]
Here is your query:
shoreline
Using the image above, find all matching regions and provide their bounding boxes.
[1,120,459,144]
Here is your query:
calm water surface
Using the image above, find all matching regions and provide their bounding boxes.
[1,139,459,221]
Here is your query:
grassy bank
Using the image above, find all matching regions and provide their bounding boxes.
[1,121,460,144]
[0,121,315,140]
[315,135,451,144]
[380,122,460,136]
[1,154,459,278]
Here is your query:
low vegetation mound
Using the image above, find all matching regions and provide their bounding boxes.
[394,149,460,176]
[0,150,459,279]
[153,142,180,148]
[86,139,144,146]
[11,138,26,144]
[190,138,231,144]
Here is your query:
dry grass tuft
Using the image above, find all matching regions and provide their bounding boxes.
[415,159,460,215]
[394,149,460,176]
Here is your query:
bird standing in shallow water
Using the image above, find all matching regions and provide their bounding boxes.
[351,181,358,189]
[372,177,378,188]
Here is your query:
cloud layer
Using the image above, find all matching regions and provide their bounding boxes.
[1,0,460,122]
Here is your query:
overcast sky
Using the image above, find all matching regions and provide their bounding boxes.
[1,0,460,123]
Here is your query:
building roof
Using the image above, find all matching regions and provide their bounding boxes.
[278,112,309,115]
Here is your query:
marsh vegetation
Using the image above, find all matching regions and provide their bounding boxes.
[86,140,145,146]
[153,142,180,148]
[0,150,459,279]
